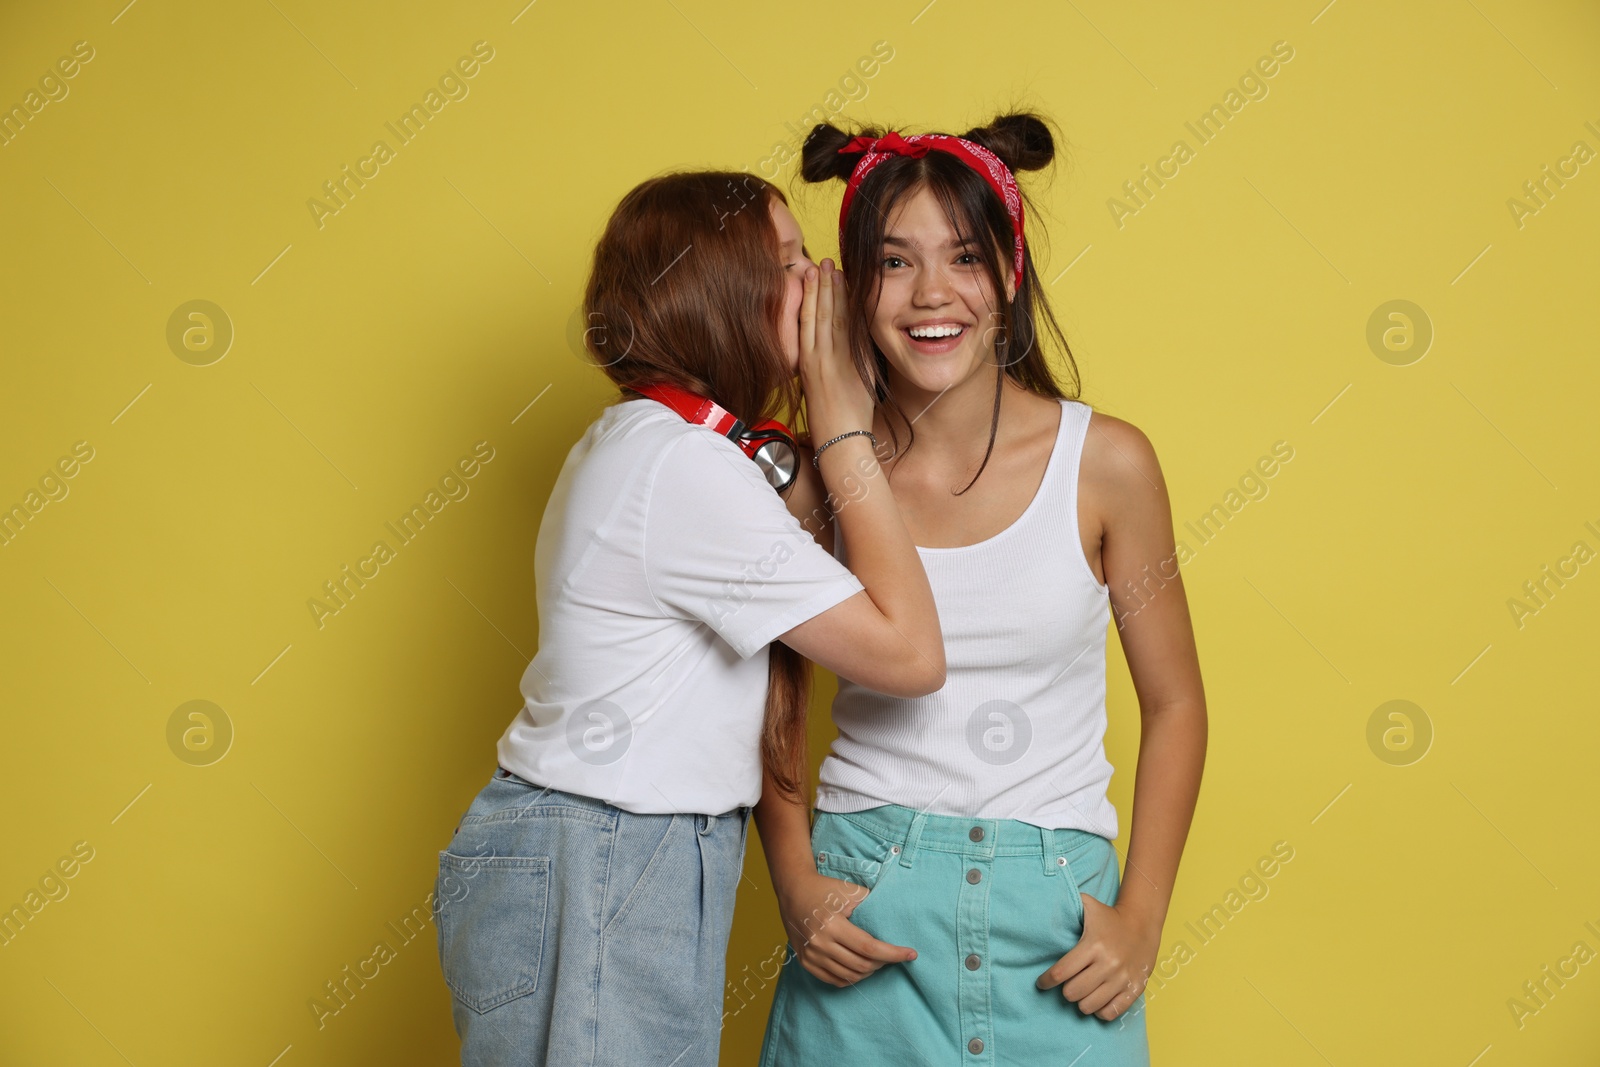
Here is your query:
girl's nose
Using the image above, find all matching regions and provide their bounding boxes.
[913,266,953,304]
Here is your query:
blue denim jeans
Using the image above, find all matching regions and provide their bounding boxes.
[435,766,751,1066]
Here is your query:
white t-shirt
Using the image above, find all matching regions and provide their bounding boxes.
[497,397,864,815]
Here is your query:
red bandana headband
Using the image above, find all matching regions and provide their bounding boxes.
[837,131,1026,291]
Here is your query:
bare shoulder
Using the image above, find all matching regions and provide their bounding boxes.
[1075,404,1177,547]
[1080,407,1170,512]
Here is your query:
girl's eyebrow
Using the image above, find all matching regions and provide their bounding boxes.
[883,234,976,250]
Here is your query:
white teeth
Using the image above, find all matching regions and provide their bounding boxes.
[908,324,964,339]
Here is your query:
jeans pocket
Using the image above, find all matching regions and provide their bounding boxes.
[435,850,550,1014]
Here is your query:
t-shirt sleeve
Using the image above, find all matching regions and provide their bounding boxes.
[644,429,865,659]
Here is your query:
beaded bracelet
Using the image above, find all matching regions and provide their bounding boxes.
[812,429,878,468]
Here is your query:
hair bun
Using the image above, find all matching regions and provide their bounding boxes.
[802,114,1057,183]
[961,112,1055,173]
[800,122,867,183]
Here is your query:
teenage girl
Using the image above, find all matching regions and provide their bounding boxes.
[434,171,945,1067]
[756,115,1207,1065]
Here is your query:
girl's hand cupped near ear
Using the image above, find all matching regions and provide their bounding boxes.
[798,260,872,447]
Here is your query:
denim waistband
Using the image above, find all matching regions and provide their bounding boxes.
[822,803,1107,860]
[493,765,751,822]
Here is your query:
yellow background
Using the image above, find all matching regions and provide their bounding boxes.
[2,0,1597,1063]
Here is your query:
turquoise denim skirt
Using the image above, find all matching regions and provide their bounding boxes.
[759,805,1150,1066]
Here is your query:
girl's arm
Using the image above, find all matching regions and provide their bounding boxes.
[1035,413,1208,1021]
[760,261,927,983]
[778,440,835,556]
[776,261,945,699]
[751,762,917,986]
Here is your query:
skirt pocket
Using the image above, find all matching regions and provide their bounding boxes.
[1053,850,1087,935]
[1056,835,1123,942]
[435,851,551,1014]
[815,850,885,919]
[812,816,897,925]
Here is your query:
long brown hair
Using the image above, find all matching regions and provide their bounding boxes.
[801,113,1081,493]
[579,170,813,804]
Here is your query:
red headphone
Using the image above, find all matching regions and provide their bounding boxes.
[632,382,799,494]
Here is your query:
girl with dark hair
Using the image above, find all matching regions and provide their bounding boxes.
[756,115,1208,1065]
[434,170,945,1067]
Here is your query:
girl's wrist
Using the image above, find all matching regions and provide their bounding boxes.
[798,384,872,437]
[810,431,871,459]
[806,411,875,445]
[812,429,878,468]
[775,868,838,914]
[1113,889,1169,932]
[813,434,879,483]
[765,840,822,889]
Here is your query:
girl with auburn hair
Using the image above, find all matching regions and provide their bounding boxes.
[434,170,945,1067]
[756,115,1207,1065]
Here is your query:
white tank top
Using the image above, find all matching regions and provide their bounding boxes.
[816,398,1121,836]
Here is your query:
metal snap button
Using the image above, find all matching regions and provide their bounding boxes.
[890,845,901,854]
[965,953,981,970]
[966,868,982,884]
[1057,856,1067,866]
[968,1037,984,1054]
[817,852,827,863]
[968,826,984,842]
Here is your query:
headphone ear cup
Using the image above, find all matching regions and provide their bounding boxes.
[738,422,799,492]
[749,438,798,492]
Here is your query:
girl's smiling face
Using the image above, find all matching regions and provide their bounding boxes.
[867,184,1015,396]
[770,197,816,373]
